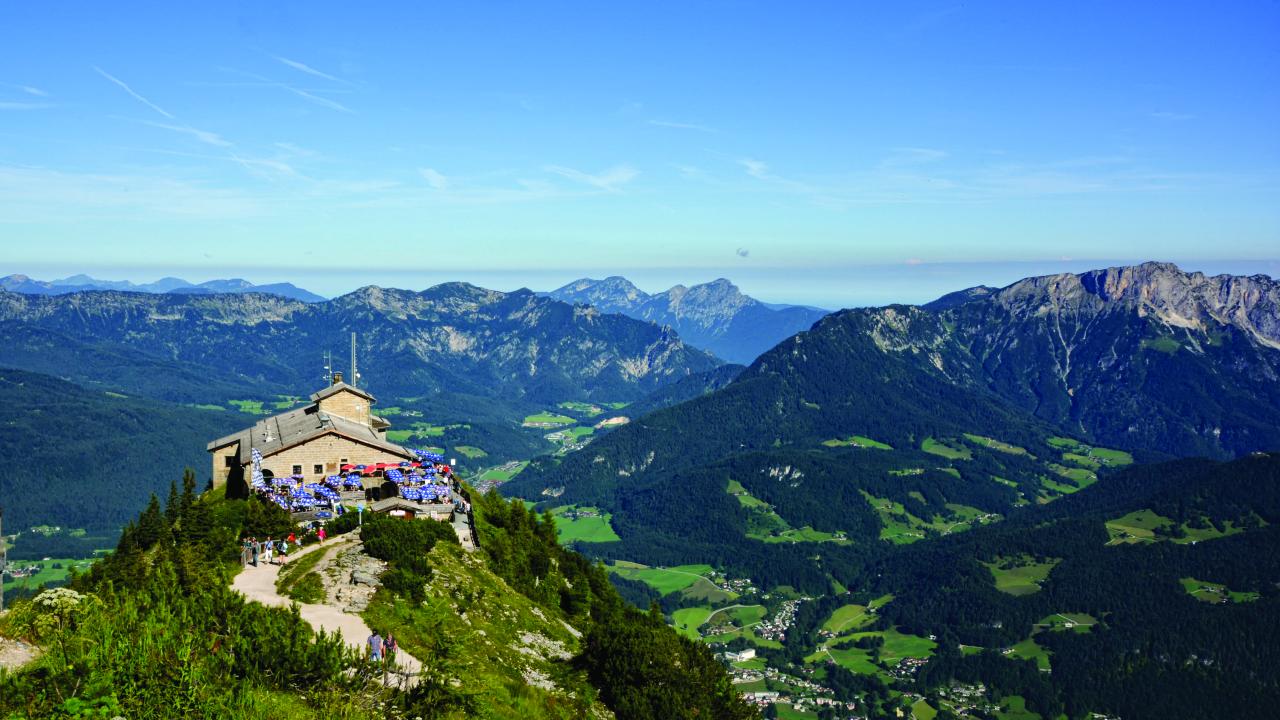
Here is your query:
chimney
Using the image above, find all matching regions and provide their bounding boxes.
[332,371,343,385]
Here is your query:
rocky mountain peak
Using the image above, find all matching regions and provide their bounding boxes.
[994,262,1280,348]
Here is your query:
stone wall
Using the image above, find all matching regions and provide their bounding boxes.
[260,433,409,481]
[318,390,370,425]
[210,444,239,488]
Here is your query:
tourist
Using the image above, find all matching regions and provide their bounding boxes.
[262,536,273,565]
[278,537,289,565]
[385,632,397,665]
[250,537,260,567]
[287,531,297,545]
[317,526,327,543]
[368,630,383,662]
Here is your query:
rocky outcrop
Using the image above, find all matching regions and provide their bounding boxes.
[994,262,1280,349]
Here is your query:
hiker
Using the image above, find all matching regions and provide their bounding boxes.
[250,537,260,567]
[368,631,383,662]
[262,536,273,565]
[385,632,397,665]
[287,531,297,545]
[317,526,327,543]
[278,537,289,565]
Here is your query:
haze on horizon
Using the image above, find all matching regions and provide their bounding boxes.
[1,2,1277,308]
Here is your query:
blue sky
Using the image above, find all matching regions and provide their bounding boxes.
[1,1,1277,308]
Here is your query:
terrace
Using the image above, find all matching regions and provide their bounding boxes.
[248,449,458,521]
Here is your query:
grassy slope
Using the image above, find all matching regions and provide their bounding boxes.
[363,541,609,720]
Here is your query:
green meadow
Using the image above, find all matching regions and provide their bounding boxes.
[984,556,1060,596]
[1180,577,1260,604]
[922,437,971,460]
[822,434,893,450]
[549,505,621,543]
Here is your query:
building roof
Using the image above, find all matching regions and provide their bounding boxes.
[309,381,376,404]
[206,401,413,464]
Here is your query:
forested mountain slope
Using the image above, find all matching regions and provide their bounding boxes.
[0,367,252,531]
[0,283,720,405]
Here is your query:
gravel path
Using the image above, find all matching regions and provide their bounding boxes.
[230,537,421,687]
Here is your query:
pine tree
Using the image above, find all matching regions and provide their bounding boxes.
[165,479,180,527]
[136,494,166,549]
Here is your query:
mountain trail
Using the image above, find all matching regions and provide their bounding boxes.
[230,536,421,688]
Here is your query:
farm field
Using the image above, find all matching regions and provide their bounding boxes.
[1180,577,1260,604]
[453,445,487,459]
[227,398,268,415]
[983,556,1060,596]
[522,412,575,426]
[963,434,1028,455]
[911,699,938,720]
[607,561,715,596]
[477,461,529,484]
[1048,436,1134,466]
[3,556,99,593]
[1006,637,1050,670]
[549,505,620,543]
[995,695,1039,720]
[672,606,713,639]
[922,437,971,460]
[822,434,892,450]
[1106,509,1247,545]
[809,626,936,675]
[557,401,603,417]
[1036,613,1097,632]
[865,493,994,544]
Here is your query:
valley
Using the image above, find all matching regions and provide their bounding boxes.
[3,262,1279,719]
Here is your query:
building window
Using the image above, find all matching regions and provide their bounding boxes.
[340,458,348,465]
[314,464,324,475]
[224,456,236,467]
[292,465,302,476]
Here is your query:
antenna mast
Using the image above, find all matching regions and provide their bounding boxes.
[350,332,358,388]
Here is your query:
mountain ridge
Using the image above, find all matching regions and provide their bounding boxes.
[0,272,327,303]
[545,276,829,364]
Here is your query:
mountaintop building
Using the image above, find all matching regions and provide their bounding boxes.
[207,372,415,490]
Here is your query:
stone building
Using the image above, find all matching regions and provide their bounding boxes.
[207,373,414,491]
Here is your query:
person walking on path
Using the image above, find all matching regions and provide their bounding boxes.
[318,527,327,543]
[385,632,397,666]
[262,536,273,565]
[251,537,260,567]
[367,630,383,663]
[278,537,289,565]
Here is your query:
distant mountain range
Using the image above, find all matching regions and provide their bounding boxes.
[0,281,719,405]
[545,276,829,364]
[0,273,327,303]
[515,262,1280,513]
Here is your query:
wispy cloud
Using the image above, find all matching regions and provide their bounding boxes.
[740,158,774,180]
[274,142,319,158]
[545,164,639,192]
[648,119,716,133]
[286,86,353,113]
[275,56,351,85]
[140,120,232,147]
[93,67,175,119]
[0,165,266,222]
[2,83,48,97]
[0,101,52,110]
[881,147,948,166]
[419,168,449,190]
